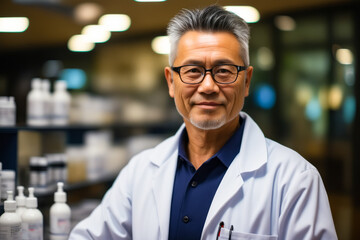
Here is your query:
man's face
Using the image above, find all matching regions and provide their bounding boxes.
[165,31,253,130]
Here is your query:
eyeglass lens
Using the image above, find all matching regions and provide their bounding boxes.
[179,65,239,84]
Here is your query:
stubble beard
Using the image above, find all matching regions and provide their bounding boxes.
[175,104,227,130]
[189,111,227,130]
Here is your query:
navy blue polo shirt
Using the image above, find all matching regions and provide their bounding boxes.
[168,117,245,240]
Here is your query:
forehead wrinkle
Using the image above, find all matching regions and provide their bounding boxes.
[175,32,242,66]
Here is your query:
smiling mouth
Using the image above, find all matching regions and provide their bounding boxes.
[195,102,222,109]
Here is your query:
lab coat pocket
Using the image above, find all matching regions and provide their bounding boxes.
[219,228,278,240]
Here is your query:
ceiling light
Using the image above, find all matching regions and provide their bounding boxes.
[336,48,353,65]
[328,85,343,110]
[99,14,131,32]
[68,35,95,52]
[74,3,102,24]
[134,0,166,2]
[257,47,274,70]
[274,16,296,31]
[151,36,170,54]
[0,17,29,32]
[81,25,111,43]
[295,83,313,107]
[224,6,260,23]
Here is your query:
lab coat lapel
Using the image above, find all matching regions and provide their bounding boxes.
[151,126,183,240]
[202,112,268,235]
[203,158,244,230]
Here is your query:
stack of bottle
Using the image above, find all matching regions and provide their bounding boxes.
[0,183,71,240]
[27,78,71,126]
[29,153,67,193]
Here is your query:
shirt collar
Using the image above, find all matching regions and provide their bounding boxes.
[178,117,246,168]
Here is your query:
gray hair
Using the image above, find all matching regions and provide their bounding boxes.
[167,5,250,67]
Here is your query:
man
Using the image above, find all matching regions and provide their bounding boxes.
[69,5,337,239]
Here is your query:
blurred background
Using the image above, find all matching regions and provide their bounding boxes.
[0,0,359,239]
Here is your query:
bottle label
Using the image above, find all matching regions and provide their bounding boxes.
[28,100,46,118]
[29,171,38,187]
[50,215,70,235]
[27,99,48,125]
[0,223,22,240]
[22,222,43,240]
[52,102,69,124]
[44,99,52,120]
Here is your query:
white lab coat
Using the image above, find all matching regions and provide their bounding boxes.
[69,112,337,240]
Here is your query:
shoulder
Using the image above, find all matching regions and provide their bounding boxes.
[263,138,324,200]
[239,112,319,177]
[265,138,317,174]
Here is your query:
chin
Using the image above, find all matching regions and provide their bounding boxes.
[190,117,226,130]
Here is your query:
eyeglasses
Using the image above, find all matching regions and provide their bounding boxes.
[171,64,247,84]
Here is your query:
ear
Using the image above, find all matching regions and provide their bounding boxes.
[165,66,175,98]
[244,66,253,97]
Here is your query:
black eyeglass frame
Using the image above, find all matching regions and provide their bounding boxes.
[171,64,247,85]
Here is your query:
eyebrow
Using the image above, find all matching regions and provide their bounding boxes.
[181,59,236,66]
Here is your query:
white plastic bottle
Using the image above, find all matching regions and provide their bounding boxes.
[21,187,43,240]
[0,97,16,126]
[1,170,15,201]
[85,131,106,180]
[27,78,48,126]
[0,191,22,240]
[0,162,2,200]
[52,80,71,125]
[15,186,27,217]
[50,182,71,240]
[41,79,52,123]
[8,97,16,126]
[0,97,7,125]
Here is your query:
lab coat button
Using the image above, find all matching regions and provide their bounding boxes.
[191,181,198,187]
[183,216,190,223]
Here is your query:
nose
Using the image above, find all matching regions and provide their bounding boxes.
[197,71,220,94]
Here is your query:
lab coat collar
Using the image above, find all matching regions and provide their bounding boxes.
[149,123,184,167]
[150,112,268,174]
[236,112,268,174]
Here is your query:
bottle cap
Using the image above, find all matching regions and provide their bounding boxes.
[16,186,26,207]
[31,78,42,89]
[26,187,38,208]
[38,157,48,167]
[55,80,67,91]
[30,156,40,166]
[54,182,67,203]
[41,79,50,91]
[8,97,16,108]
[4,191,17,212]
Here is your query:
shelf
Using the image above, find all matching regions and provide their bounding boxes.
[0,124,109,132]
[0,120,180,215]
[0,121,182,133]
[34,173,118,198]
